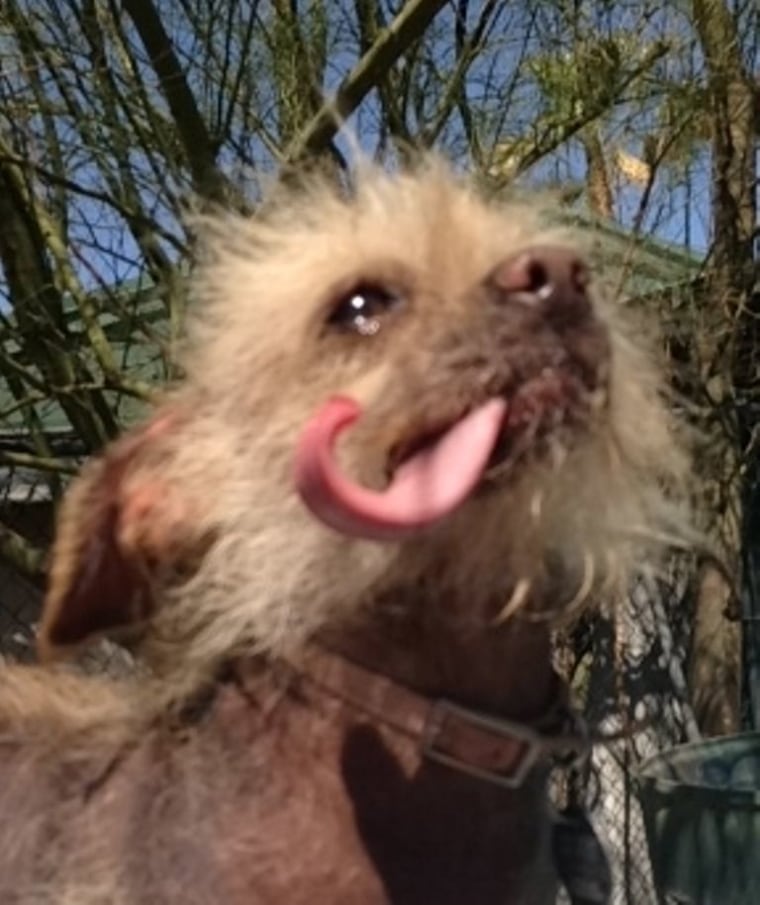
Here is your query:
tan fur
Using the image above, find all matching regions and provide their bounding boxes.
[0,157,692,905]
[137,160,688,683]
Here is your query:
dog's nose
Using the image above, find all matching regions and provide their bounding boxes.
[489,245,591,323]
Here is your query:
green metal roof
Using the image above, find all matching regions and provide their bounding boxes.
[0,284,174,437]
[551,210,703,299]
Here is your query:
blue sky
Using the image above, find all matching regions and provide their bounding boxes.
[2,0,759,307]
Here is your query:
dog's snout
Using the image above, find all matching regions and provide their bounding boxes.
[489,245,591,323]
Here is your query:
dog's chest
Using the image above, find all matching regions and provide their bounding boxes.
[2,679,557,905]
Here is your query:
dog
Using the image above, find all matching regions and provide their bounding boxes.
[0,158,690,905]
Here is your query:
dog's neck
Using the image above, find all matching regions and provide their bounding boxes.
[318,595,556,723]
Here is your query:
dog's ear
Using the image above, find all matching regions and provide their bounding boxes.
[38,411,197,661]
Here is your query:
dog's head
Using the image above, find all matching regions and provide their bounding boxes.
[38,160,689,672]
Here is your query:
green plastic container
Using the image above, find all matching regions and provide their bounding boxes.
[638,733,760,905]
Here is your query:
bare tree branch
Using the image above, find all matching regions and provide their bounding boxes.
[287,0,449,161]
[122,0,231,205]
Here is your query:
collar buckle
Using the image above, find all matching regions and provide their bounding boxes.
[422,699,542,789]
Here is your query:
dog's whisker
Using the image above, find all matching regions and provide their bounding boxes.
[560,550,596,622]
[530,490,543,521]
[493,577,533,625]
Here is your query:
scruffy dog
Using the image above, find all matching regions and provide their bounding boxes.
[0,159,688,905]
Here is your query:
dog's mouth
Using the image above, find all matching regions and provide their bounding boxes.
[388,367,591,482]
[294,365,602,542]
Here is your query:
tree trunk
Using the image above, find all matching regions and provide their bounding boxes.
[690,0,756,734]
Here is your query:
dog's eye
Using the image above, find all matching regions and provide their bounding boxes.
[327,283,400,336]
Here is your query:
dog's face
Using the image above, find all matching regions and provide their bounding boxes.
[38,161,688,669]
[292,240,610,537]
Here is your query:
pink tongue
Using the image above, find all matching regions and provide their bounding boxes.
[293,396,507,541]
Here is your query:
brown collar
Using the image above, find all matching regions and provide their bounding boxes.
[284,646,588,790]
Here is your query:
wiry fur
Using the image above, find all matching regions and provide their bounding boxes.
[136,160,689,683]
[0,158,692,905]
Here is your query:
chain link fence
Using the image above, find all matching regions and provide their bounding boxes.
[0,474,51,663]
[552,558,701,905]
[0,560,39,664]
[0,469,135,676]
